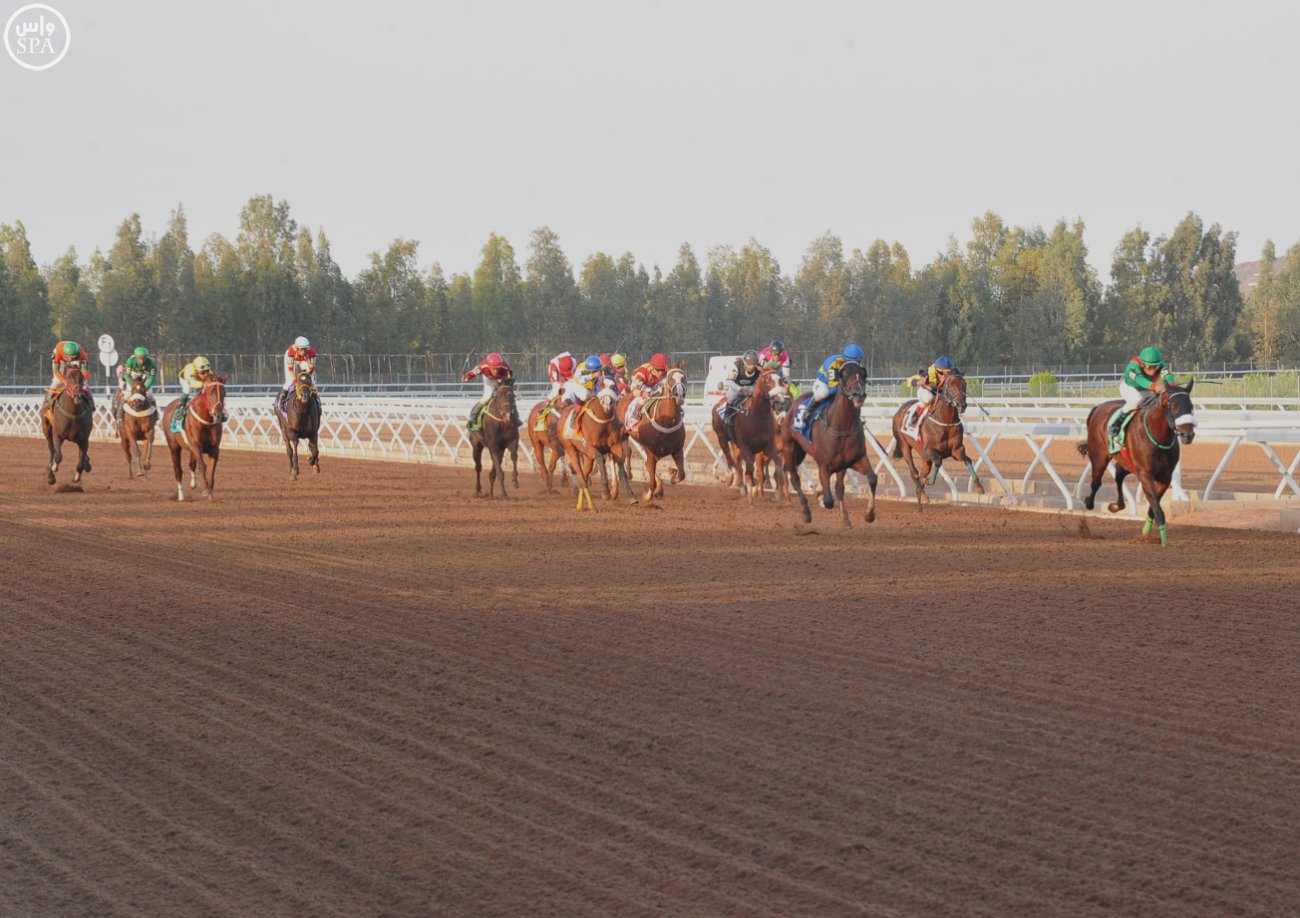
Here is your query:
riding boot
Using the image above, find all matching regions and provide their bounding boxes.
[467,401,482,430]
[1108,411,1125,444]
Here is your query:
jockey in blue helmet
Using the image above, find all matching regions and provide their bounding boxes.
[794,343,865,432]
[561,354,607,409]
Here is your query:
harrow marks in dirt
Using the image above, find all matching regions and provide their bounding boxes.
[2,437,1298,915]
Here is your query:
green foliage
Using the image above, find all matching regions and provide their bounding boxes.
[1028,371,1059,397]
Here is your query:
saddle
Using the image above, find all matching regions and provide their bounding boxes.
[794,397,831,436]
[171,402,189,434]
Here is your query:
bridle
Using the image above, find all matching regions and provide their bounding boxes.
[1145,387,1196,449]
[819,364,865,437]
[924,373,966,429]
[482,382,515,423]
[189,378,225,426]
[644,368,686,434]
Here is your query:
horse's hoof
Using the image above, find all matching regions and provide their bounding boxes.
[801,509,812,524]
[1084,498,1095,510]
[918,493,930,505]
[865,510,876,524]
[1107,502,1122,513]
[46,473,55,485]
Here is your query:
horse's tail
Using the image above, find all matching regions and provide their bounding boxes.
[891,438,902,459]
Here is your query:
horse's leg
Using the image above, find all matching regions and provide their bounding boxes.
[309,432,321,474]
[205,447,219,501]
[472,440,484,497]
[850,453,879,524]
[188,448,198,490]
[1139,473,1171,546]
[614,443,637,505]
[923,445,944,486]
[143,425,155,472]
[597,449,613,500]
[510,440,519,488]
[50,432,64,484]
[671,445,685,489]
[786,448,812,523]
[836,470,852,528]
[194,446,212,499]
[169,443,185,501]
[121,429,135,477]
[72,436,87,484]
[952,439,984,494]
[643,451,659,503]
[818,461,835,511]
[1108,466,1129,514]
[283,422,298,480]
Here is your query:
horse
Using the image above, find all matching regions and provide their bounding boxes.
[161,375,226,502]
[277,369,322,480]
[469,379,519,498]
[890,371,984,507]
[1076,381,1197,546]
[619,363,687,502]
[558,379,635,510]
[713,369,785,503]
[115,376,158,478]
[526,396,570,494]
[780,362,879,528]
[41,366,94,486]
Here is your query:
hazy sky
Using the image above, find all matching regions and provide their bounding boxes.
[3,0,1297,280]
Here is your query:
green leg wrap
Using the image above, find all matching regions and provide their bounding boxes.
[1141,518,1153,536]
[1158,525,1169,547]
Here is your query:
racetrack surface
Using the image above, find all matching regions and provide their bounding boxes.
[2,436,1299,916]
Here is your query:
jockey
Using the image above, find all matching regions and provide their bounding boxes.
[631,353,670,394]
[722,349,763,438]
[905,356,956,426]
[609,353,631,392]
[178,356,214,414]
[599,353,615,381]
[560,354,604,409]
[547,351,579,399]
[50,340,87,390]
[1111,346,1176,439]
[277,335,317,409]
[462,351,515,428]
[758,339,790,380]
[794,343,865,432]
[114,346,158,423]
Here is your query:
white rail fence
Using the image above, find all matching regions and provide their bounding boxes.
[4,395,1298,515]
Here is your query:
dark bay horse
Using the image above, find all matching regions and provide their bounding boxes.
[558,380,635,510]
[1077,381,1197,546]
[469,380,519,498]
[720,369,785,503]
[162,376,226,502]
[781,362,878,528]
[116,376,158,478]
[42,366,94,486]
[619,363,687,502]
[278,369,322,480]
[526,396,570,493]
[891,371,984,507]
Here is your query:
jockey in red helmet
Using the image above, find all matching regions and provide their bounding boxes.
[462,352,516,429]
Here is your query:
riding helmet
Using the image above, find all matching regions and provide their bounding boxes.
[843,343,865,362]
[134,346,149,358]
[935,356,954,371]
[770,340,785,354]
[742,349,759,366]
[62,341,81,357]
[194,356,212,371]
[650,353,668,370]
[1139,346,1163,365]
[485,352,504,367]
[294,335,311,348]
[610,353,626,368]
[584,355,602,371]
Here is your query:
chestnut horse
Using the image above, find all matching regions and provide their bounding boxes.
[162,376,226,502]
[890,371,984,507]
[278,369,322,480]
[781,362,878,528]
[526,397,570,493]
[469,380,519,498]
[1076,381,1196,546]
[711,369,785,503]
[558,379,635,510]
[116,376,158,478]
[42,366,95,486]
[619,363,687,502]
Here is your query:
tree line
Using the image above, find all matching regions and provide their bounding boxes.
[2,194,1293,382]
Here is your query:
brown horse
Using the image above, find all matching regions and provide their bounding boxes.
[715,369,785,503]
[42,366,95,486]
[278,369,322,480]
[558,379,635,510]
[526,396,570,493]
[469,380,520,498]
[619,363,687,502]
[116,376,158,478]
[1076,381,1196,546]
[162,376,226,502]
[890,371,984,507]
[781,362,878,528]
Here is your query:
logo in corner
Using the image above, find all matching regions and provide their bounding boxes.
[5,3,71,71]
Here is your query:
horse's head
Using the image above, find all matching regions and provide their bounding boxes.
[596,377,619,411]
[128,376,149,405]
[769,378,793,414]
[202,375,227,417]
[294,369,314,402]
[492,378,516,413]
[939,372,967,414]
[838,362,867,407]
[63,366,85,399]
[1163,379,1196,444]
[663,366,687,404]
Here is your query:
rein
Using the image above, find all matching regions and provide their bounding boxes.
[1142,396,1177,450]
[483,388,515,424]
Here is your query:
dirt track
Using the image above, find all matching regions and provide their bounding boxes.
[3,435,1299,916]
